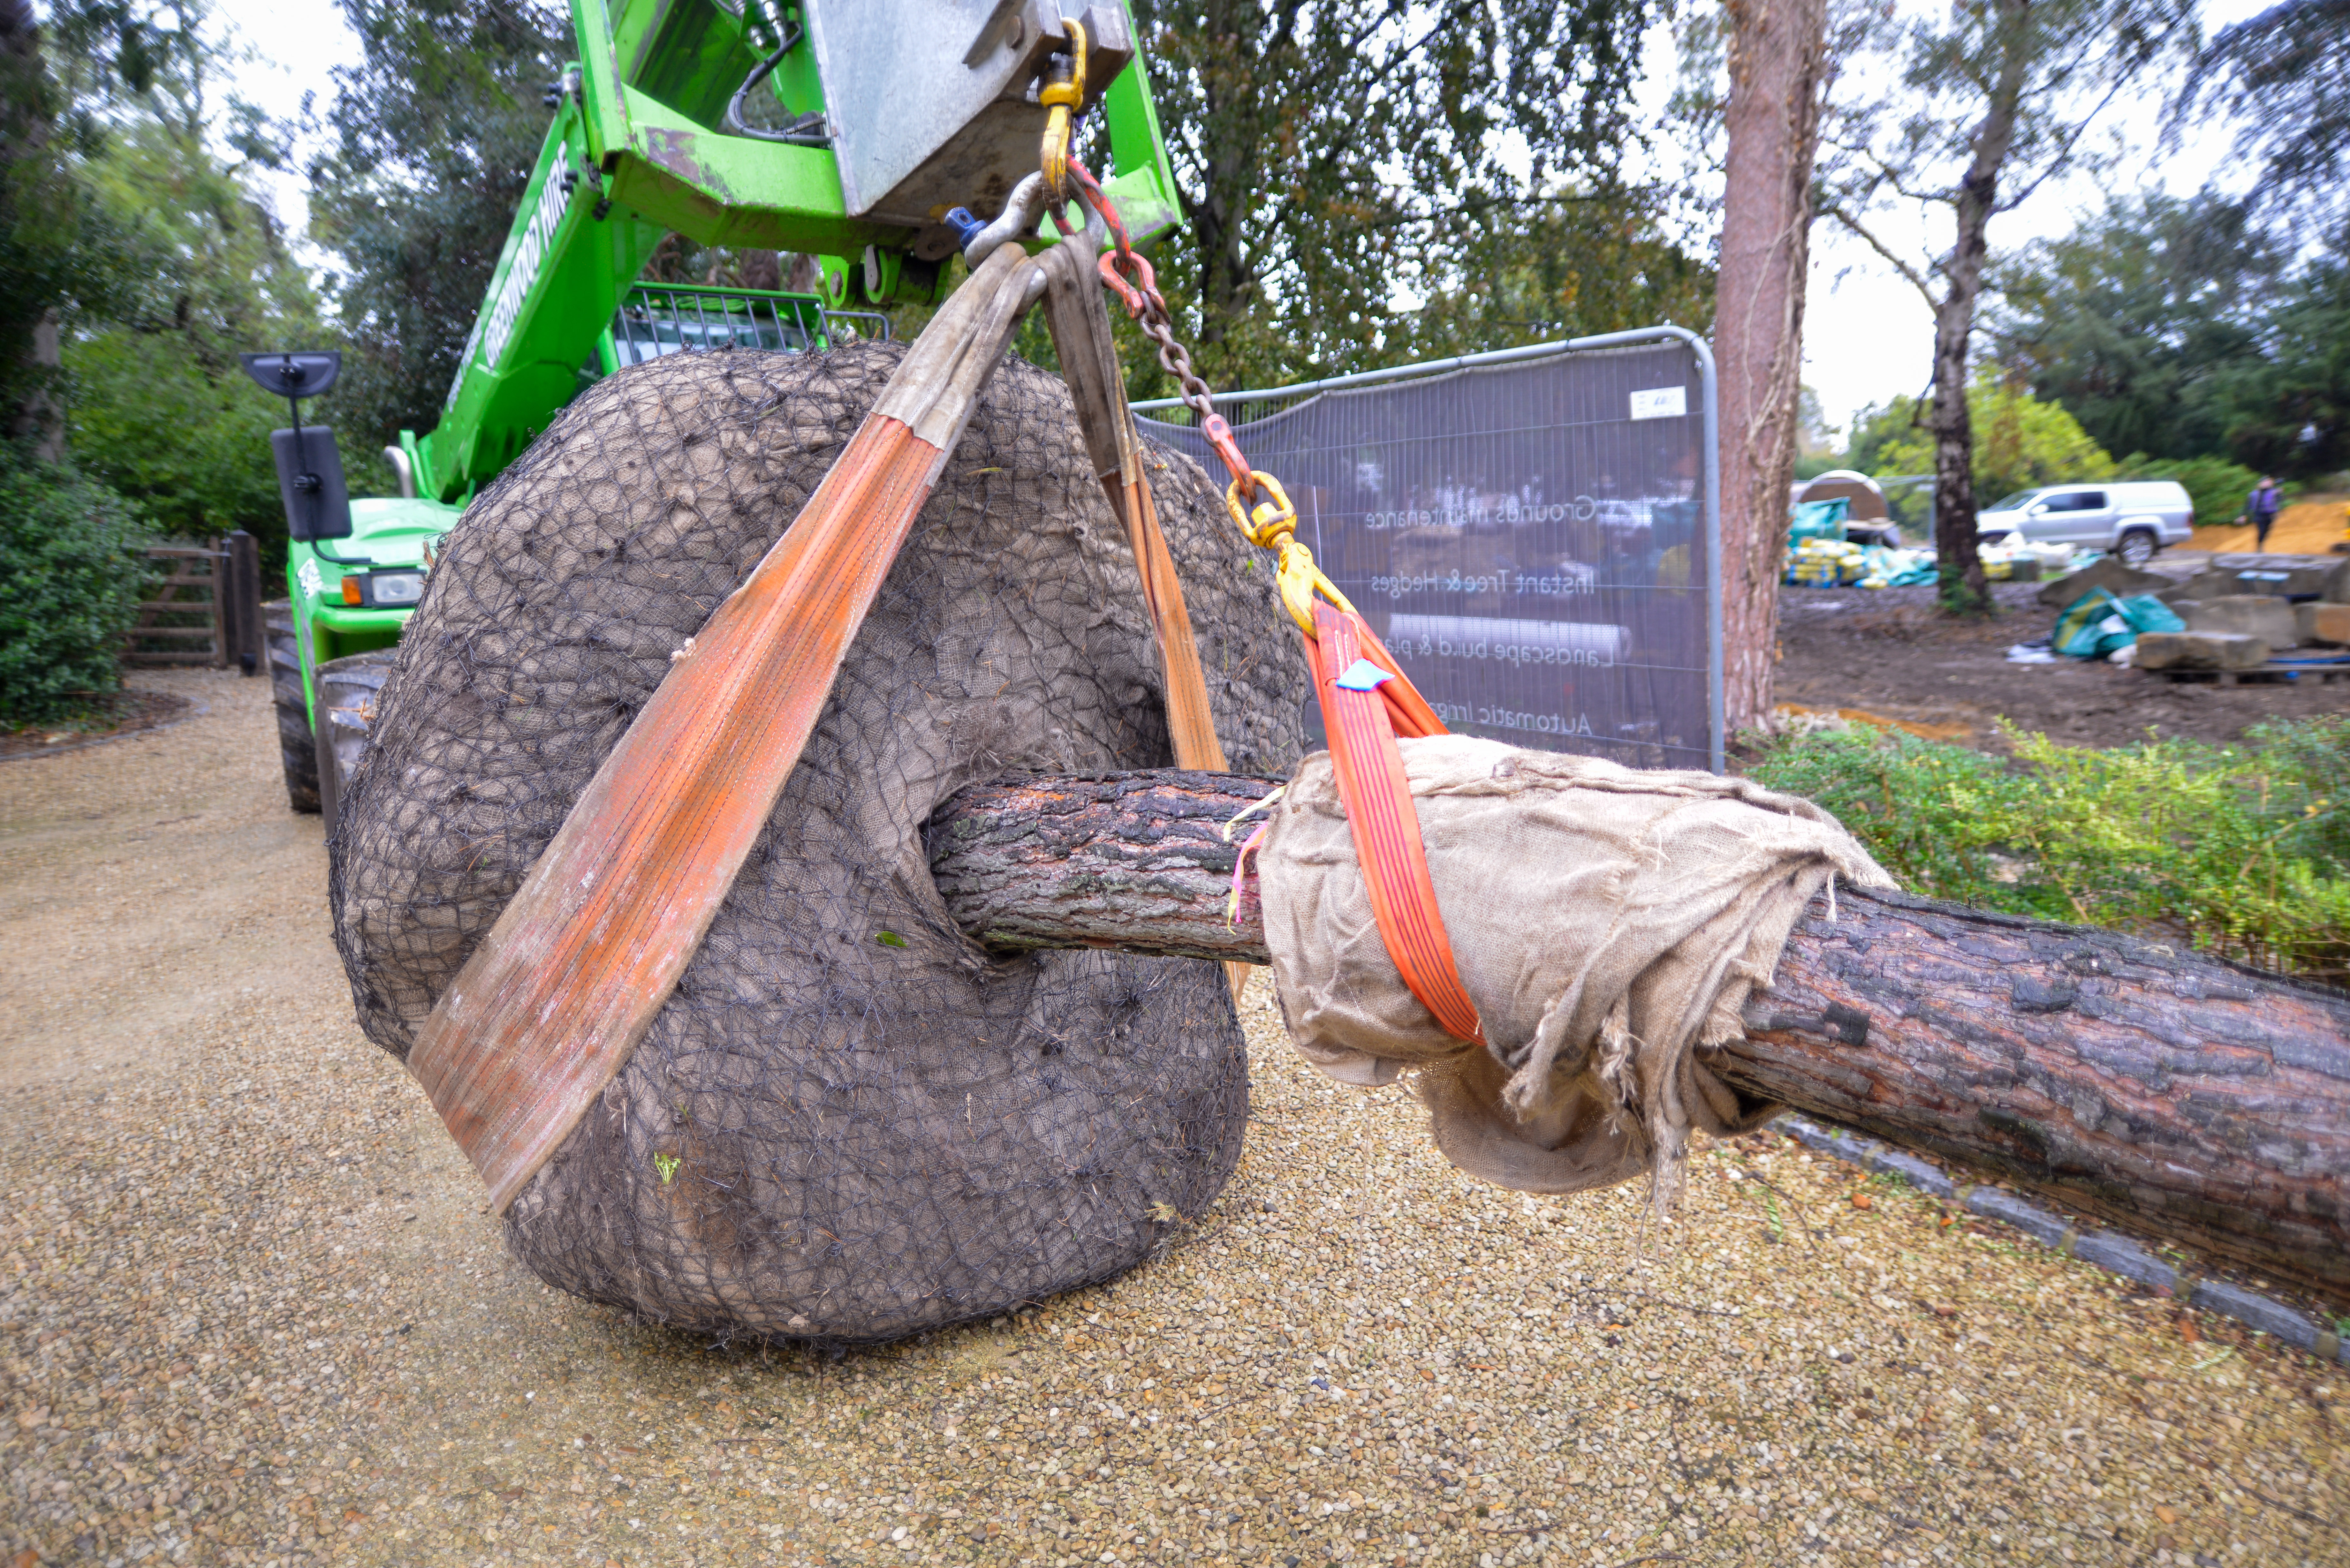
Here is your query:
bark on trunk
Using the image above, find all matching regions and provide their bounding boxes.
[0,0,61,463]
[1713,0,1832,733]
[929,769,2350,1301]
[1927,0,2031,617]
[1929,293,1987,613]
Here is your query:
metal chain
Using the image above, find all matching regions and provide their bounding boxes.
[1066,160,1347,636]
[1065,161,1259,497]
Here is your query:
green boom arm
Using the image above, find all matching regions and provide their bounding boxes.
[410,0,1181,504]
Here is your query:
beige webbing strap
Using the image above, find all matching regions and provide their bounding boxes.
[407,247,1048,1213]
[1038,238,1247,995]
[1038,238,1228,774]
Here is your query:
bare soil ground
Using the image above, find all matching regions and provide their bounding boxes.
[2189,497,2348,558]
[3,670,2344,1568]
[1,690,199,761]
[1775,554,2349,755]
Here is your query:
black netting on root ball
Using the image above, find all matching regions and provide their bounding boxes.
[328,342,1307,1343]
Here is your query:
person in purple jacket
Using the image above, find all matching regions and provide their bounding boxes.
[2240,477,2284,551]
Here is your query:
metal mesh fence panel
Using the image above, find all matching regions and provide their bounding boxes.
[1139,337,1719,769]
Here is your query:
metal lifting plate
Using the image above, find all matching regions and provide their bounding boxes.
[800,0,1133,241]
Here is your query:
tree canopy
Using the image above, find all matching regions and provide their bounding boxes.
[1869,374,2117,505]
[2179,0,2350,216]
[1128,0,1675,393]
[39,0,355,550]
[1993,193,2349,480]
[1817,0,2195,611]
[293,0,1703,440]
[308,0,568,457]
[1989,191,2281,465]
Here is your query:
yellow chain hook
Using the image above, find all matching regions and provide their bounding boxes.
[1039,19,1088,206]
[1222,469,1296,547]
[1219,470,1354,634]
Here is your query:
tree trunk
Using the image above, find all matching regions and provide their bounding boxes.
[1713,0,1832,733]
[929,769,2350,1301]
[0,0,62,462]
[1928,291,1984,609]
[1927,0,2030,616]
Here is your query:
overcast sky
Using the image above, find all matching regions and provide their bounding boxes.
[1797,0,2276,435]
[207,0,2273,437]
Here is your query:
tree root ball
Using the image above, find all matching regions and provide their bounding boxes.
[328,343,1308,1341]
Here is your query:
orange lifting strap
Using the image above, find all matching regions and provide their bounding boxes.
[1305,603,1486,1047]
[406,239,1232,1213]
[1078,158,1484,1050]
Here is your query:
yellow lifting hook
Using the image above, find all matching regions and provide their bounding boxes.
[1039,18,1088,207]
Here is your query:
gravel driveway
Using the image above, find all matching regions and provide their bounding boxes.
[4,670,2344,1568]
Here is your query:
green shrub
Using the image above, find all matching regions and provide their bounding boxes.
[2113,453,2279,532]
[0,451,151,727]
[1749,719,2350,980]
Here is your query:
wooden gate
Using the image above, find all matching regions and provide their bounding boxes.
[123,534,264,674]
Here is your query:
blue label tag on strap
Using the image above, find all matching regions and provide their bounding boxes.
[1333,659,1393,692]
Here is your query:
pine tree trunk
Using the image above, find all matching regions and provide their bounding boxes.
[1925,0,2031,616]
[1713,0,1831,732]
[929,769,2350,1300]
[0,0,63,461]
[1929,292,1986,611]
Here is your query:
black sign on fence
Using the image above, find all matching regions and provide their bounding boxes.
[1137,329,1722,772]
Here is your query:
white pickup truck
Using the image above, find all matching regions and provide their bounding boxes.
[1973,480,2195,566]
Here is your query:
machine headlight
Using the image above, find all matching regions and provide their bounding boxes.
[342,570,426,608]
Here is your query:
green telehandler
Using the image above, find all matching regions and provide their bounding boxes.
[248,0,1179,832]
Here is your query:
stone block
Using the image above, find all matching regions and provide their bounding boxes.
[2071,1232,2179,1293]
[1966,1187,2071,1247]
[2175,594,2296,648]
[2134,632,2269,670]
[2299,601,2350,645]
[1869,1150,1956,1199]
[2188,1280,2324,1350]
[2036,556,2168,609]
[2192,556,2343,600]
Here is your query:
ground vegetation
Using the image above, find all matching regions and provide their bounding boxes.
[0,445,148,725]
[1751,714,2350,980]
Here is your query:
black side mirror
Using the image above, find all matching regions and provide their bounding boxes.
[269,426,353,541]
[244,350,354,543]
[241,351,342,400]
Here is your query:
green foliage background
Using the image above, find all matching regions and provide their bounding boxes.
[1994,192,2350,483]
[308,0,567,460]
[0,447,149,725]
[1869,373,2117,505]
[2111,454,2272,532]
[1750,720,2350,980]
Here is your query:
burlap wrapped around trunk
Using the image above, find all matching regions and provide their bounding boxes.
[329,343,1306,1342]
[1256,735,1892,1208]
